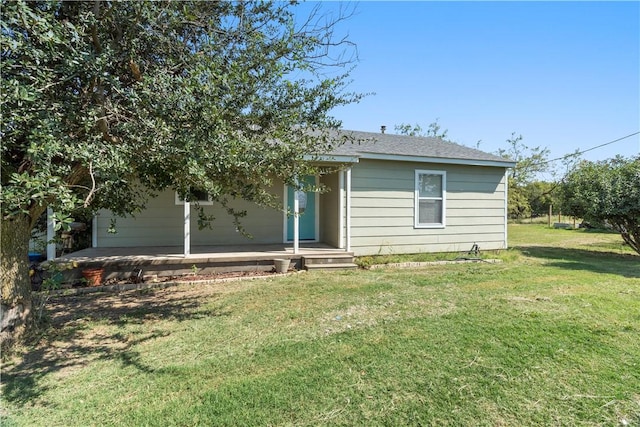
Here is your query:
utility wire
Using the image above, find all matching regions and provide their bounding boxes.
[535,131,640,167]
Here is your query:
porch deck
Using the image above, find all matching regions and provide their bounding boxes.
[58,243,354,280]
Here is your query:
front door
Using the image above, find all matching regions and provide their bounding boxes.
[286,175,317,241]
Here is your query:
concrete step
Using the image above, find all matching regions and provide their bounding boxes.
[302,253,355,265]
[304,262,358,270]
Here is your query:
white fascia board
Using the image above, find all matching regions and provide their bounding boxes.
[303,155,360,163]
[358,152,517,168]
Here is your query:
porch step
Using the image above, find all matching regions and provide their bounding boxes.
[305,263,358,270]
[302,254,358,270]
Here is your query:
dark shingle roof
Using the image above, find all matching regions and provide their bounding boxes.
[322,130,515,166]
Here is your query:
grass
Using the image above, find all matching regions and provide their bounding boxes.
[2,225,639,426]
[510,214,578,225]
[356,249,466,268]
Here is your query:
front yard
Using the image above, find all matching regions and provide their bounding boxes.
[2,225,639,426]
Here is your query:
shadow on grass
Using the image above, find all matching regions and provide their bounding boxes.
[2,287,230,406]
[516,245,640,278]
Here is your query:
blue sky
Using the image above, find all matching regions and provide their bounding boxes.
[300,1,640,172]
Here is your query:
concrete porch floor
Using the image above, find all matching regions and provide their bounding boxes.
[57,243,354,280]
[60,243,348,264]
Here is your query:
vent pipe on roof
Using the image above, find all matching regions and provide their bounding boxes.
[380,125,386,134]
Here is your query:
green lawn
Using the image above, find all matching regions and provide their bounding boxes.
[2,225,639,426]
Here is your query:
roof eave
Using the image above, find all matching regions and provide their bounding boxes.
[303,154,360,163]
[357,152,517,168]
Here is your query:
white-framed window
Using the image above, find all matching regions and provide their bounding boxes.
[415,170,446,228]
[174,189,213,205]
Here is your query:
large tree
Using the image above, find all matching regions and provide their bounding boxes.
[1,0,362,349]
[496,133,552,220]
[525,181,560,218]
[560,156,640,254]
[496,133,550,188]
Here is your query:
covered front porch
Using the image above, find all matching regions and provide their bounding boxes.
[39,163,359,284]
[57,242,356,283]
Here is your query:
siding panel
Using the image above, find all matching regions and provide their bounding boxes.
[97,182,286,247]
[352,232,507,247]
[320,173,341,247]
[349,159,507,256]
[351,224,503,237]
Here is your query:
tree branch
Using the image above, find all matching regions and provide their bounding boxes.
[83,162,97,208]
[91,0,102,54]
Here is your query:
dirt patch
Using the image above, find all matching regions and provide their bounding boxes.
[104,269,280,285]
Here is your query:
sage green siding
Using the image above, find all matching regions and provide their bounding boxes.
[319,172,341,248]
[348,159,507,256]
[96,190,183,247]
[96,183,285,247]
[95,160,508,255]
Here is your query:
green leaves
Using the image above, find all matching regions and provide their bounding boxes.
[560,156,640,254]
[394,119,449,139]
[497,133,551,187]
[2,0,361,230]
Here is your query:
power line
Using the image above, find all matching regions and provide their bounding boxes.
[538,131,639,166]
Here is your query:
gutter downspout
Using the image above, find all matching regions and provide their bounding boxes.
[504,169,509,249]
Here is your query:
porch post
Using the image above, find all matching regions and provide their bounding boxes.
[338,170,345,249]
[345,167,352,252]
[293,186,300,254]
[46,207,56,260]
[92,214,98,248]
[184,200,191,257]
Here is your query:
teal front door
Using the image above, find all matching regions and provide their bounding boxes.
[287,176,317,241]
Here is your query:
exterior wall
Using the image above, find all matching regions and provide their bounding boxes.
[319,172,341,248]
[96,182,285,247]
[192,189,284,245]
[94,161,508,255]
[349,159,507,256]
[96,190,183,247]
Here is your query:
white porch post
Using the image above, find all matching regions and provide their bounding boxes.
[46,207,56,260]
[92,215,98,248]
[293,186,300,255]
[184,200,191,257]
[338,170,345,249]
[345,167,352,252]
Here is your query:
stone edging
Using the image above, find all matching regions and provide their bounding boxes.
[42,260,501,297]
[366,258,502,270]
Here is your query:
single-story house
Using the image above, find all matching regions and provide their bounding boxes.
[84,129,516,257]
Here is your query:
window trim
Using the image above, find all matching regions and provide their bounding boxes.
[174,190,213,206]
[414,170,446,228]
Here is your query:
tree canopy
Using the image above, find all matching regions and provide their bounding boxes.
[1,0,362,349]
[494,133,552,219]
[2,0,361,221]
[394,119,448,139]
[560,156,640,254]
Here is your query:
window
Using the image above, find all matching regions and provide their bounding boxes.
[415,170,446,228]
[175,189,213,205]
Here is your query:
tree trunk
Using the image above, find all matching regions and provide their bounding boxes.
[1,214,33,352]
